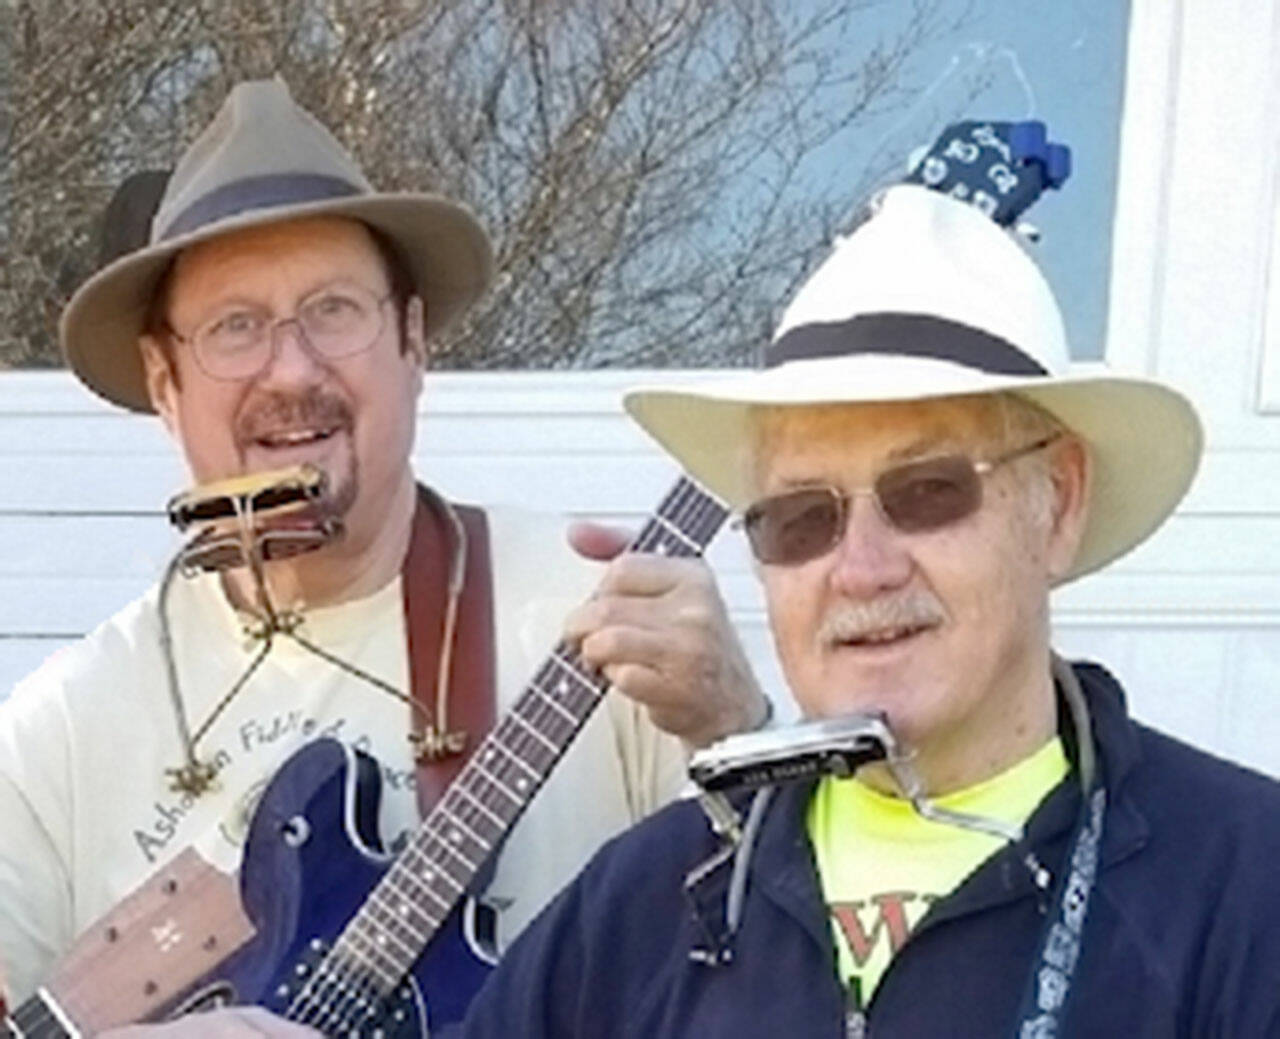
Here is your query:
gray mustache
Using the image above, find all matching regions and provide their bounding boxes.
[238,390,351,439]
[816,590,945,646]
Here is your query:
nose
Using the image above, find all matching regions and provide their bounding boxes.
[827,494,914,599]
[257,320,328,389]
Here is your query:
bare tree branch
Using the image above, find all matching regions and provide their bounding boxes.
[0,0,963,371]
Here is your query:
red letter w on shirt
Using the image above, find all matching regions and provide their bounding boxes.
[830,892,919,966]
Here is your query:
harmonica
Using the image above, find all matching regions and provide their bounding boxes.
[689,711,894,793]
[166,464,327,531]
[166,465,341,573]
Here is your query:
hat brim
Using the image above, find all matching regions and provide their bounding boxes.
[60,192,493,412]
[624,355,1203,583]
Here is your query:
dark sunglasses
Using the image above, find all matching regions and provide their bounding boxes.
[740,435,1060,565]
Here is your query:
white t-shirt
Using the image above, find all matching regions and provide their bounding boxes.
[0,507,687,1000]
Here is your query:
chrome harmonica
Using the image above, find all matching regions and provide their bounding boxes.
[166,464,327,531]
[689,711,895,793]
[165,464,341,573]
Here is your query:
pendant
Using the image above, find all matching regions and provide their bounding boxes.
[166,758,221,797]
[410,727,468,762]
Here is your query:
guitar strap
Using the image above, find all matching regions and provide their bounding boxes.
[402,485,497,817]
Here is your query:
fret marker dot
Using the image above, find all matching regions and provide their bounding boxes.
[449,829,461,843]
[516,778,529,790]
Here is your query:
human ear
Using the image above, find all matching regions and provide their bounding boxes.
[139,335,181,436]
[1044,436,1091,581]
[403,296,427,369]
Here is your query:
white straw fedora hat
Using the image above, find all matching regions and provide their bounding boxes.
[61,77,493,412]
[625,184,1202,582]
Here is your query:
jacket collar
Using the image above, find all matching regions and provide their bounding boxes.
[741,660,1151,944]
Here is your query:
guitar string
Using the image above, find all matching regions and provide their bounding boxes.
[288,479,728,1029]
[288,488,727,1030]
[303,480,731,1030]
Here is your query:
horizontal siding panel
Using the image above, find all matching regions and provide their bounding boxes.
[0,370,1275,778]
[0,510,1276,584]
[0,516,175,577]
[0,640,75,696]
[0,369,718,416]
[0,454,686,513]
[0,577,149,634]
[0,412,654,457]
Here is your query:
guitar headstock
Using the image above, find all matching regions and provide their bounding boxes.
[904,119,1071,227]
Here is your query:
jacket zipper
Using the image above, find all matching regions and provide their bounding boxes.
[845,980,867,1038]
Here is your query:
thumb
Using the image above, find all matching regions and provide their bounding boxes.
[567,520,633,561]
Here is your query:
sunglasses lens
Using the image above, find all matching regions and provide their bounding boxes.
[743,456,986,564]
[876,455,981,532]
[744,488,842,565]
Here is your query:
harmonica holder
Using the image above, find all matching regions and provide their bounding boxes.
[159,467,342,796]
[683,710,1043,966]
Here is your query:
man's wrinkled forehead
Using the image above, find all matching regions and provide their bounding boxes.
[154,214,416,334]
[746,395,1012,491]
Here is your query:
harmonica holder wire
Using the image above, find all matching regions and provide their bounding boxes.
[161,488,294,795]
[159,474,471,797]
[685,703,1070,966]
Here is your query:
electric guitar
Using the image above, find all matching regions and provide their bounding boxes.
[169,474,730,1036]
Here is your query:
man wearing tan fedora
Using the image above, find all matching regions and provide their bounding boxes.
[458,185,1280,1035]
[0,79,766,1033]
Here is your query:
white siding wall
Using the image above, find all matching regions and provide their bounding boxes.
[1,355,1277,776]
[1,0,1277,776]
[0,369,781,718]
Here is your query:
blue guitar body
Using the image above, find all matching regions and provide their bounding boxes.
[182,739,493,1036]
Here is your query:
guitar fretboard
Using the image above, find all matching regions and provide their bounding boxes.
[299,475,728,1003]
[5,991,72,1039]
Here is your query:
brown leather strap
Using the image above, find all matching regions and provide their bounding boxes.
[402,486,496,816]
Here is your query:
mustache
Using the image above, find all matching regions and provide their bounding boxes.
[816,589,946,646]
[236,389,352,440]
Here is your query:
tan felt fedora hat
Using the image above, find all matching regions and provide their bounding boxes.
[624,185,1203,583]
[61,77,493,412]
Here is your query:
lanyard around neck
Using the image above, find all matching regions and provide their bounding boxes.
[1011,658,1107,1037]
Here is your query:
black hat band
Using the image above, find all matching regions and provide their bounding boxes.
[766,313,1049,376]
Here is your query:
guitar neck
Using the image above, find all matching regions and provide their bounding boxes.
[4,991,74,1039]
[317,475,729,993]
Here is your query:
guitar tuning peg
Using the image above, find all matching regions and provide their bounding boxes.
[1009,120,1048,163]
[1014,221,1042,243]
[1044,143,1072,188]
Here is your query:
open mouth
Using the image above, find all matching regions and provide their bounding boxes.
[834,623,936,650]
[253,426,342,450]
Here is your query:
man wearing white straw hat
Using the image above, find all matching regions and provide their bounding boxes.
[458,184,1280,1036]
[0,79,766,1032]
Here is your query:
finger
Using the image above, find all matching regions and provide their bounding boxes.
[593,552,707,597]
[100,1007,321,1038]
[236,1008,323,1036]
[566,520,633,561]
[600,660,668,705]
[563,592,671,643]
[579,624,671,676]
[227,1008,324,1037]
[601,662,703,735]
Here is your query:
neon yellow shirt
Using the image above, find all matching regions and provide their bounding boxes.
[806,738,1068,1009]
